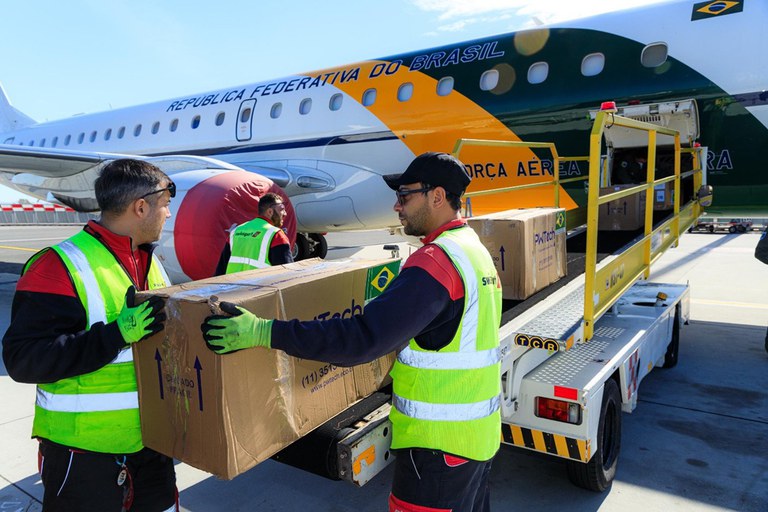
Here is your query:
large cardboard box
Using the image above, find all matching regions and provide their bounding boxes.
[467,208,566,300]
[133,258,400,479]
[599,185,645,231]
[653,182,675,210]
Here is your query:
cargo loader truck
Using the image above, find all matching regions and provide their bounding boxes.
[273,101,711,492]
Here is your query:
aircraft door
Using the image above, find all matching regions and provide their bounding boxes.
[236,99,257,142]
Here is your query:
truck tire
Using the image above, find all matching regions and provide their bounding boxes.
[662,307,680,369]
[729,226,737,233]
[737,224,747,233]
[708,225,715,233]
[566,379,621,492]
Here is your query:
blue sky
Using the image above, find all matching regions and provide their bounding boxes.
[0,0,666,203]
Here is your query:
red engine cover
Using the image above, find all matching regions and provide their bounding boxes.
[174,170,296,280]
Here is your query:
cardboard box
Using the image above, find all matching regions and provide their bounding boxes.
[133,258,400,479]
[467,208,567,300]
[653,182,675,210]
[599,185,645,231]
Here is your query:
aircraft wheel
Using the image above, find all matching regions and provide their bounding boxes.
[308,233,328,259]
[566,379,621,492]
[662,307,680,369]
[292,233,310,260]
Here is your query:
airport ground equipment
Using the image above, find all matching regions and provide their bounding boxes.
[272,104,708,491]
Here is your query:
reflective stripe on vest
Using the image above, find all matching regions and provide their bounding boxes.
[227,219,280,272]
[389,226,502,461]
[32,230,169,453]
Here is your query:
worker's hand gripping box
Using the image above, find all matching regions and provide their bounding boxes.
[467,208,566,300]
[133,258,400,480]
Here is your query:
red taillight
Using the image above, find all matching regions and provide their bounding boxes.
[535,397,582,425]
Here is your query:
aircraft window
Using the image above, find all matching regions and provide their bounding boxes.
[28,140,34,146]
[641,42,668,68]
[78,133,85,144]
[581,53,605,77]
[52,137,58,147]
[397,83,414,102]
[118,127,125,139]
[90,131,97,143]
[299,98,312,115]
[104,129,112,141]
[64,135,71,146]
[215,112,226,126]
[480,70,499,91]
[191,116,201,129]
[40,138,46,147]
[134,124,142,137]
[240,108,252,123]
[152,122,160,134]
[329,94,343,111]
[170,119,179,132]
[362,88,377,107]
[271,103,282,119]
[527,62,549,84]
[437,77,454,96]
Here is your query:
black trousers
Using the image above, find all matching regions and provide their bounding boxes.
[38,439,177,512]
[390,448,493,512]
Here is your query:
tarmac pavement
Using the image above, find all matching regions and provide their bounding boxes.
[0,226,766,511]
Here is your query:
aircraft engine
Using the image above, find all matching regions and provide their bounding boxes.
[154,167,296,284]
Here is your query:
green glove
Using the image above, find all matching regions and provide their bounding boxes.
[116,286,166,344]
[201,302,273,354]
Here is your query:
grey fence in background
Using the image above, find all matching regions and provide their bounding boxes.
[0,204,98,225]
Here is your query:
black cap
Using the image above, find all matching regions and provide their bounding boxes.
[383,152,471,196]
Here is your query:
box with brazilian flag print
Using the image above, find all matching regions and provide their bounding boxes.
[133,258,400,480]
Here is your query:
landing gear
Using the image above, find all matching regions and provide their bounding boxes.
[292,232,328,261]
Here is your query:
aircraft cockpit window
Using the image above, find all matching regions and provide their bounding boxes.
[271,103,283,119]
[134,125,142,137]
[78,133,85,144]
[52,137,58,147]
[191,116,201,129]
[170,119,179,132]
[528,62,549,84]
[329,94,343,111]
[104,129,112,141]
[641,43,668,68]
[118,127,126,139]
[152,122,160,134]
[362,88,377,107]
[581,53,605,77]
[479,70,499,91]
[397,83,414,102]
[300,98,312,115]
[437,77,454,96]
[90,131,97,143]
[64,135,71,146]
[215,112,226,126]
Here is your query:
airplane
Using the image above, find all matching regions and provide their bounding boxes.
[0,0,765,284]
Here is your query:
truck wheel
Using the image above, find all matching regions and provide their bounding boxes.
[662,307,680,369]
[708,225,715,233]
[566,379,621,492]
[737,225,747,233]
[729,226,737,233]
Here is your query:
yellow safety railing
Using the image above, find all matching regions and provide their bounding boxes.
[453,112,706,342]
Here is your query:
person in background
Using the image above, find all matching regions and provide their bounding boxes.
[202,152,503,512]
[2,159,178,511]
[215,192,293,275]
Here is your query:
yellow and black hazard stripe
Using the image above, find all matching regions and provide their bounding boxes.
[502,423,589,462]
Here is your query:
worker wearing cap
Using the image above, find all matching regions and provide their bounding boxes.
[215,192,293,275]
[201,152,502,512]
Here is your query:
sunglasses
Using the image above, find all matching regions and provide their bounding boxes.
[138,181,176,200]
[395,185,433,205]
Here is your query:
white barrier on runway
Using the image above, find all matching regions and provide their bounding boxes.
[0,203,97,224]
